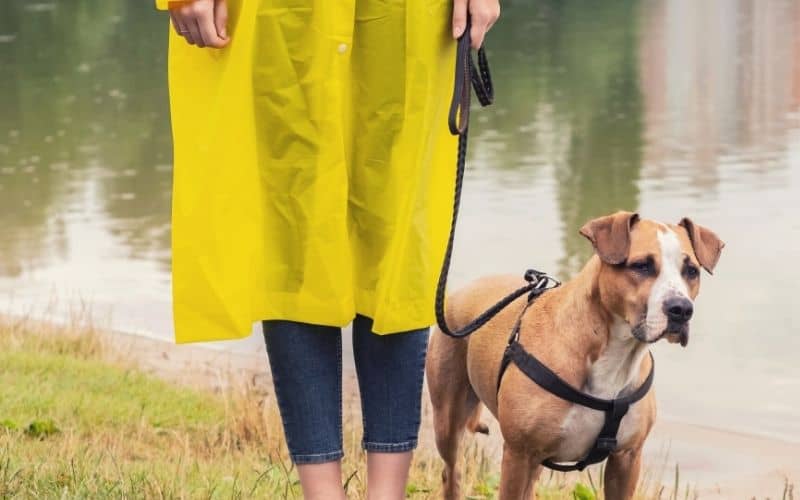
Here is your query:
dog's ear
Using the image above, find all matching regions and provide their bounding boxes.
[678,217,725,274]
[579,211,640,265]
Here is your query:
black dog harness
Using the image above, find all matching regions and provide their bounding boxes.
[495,271,656,472]
[434,18,656,473]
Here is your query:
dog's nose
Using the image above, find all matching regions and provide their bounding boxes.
[663,297,694,323]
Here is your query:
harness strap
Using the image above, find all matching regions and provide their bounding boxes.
[497,337,655,472]
[503,343,654,412]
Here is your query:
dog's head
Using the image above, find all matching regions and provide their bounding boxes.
[579,211,724,347]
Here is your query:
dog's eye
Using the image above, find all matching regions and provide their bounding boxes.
[684,265,700,280]
[628,258,654,276]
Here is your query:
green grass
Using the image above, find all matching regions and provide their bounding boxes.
[0,350,224,432]
[0,314,303,498]
[0,349,291,498]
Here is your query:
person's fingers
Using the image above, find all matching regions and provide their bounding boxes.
[197,8,226,47]
[177,18,195,45]
[170,11,186,39]
[169,3,195,44]
[452,0,467,38]
[469,23,485,50]
[214,0,229,40]
[468,1,500,49]
[171,1,227,48]
[487,4,500,32]
[469,12,489,49]
[171,8,197,45]
[186,17,204,47]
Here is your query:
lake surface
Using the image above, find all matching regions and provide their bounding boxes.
[1,0,799,444]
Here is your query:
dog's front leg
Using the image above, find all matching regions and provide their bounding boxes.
[603,447,643,500]
[498,444,542,499]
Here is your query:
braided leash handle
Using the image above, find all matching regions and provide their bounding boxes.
[447,17,493,136]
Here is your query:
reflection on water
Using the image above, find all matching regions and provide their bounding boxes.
[0,2,172,276]
[478,0,645,275]
[0,2,173,335]
[1,0,799,442]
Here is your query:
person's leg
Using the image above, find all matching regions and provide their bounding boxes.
[262,319,346,500]
[352,314,430,500]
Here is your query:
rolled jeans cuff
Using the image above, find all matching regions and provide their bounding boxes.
[291,449,344,465]
[362,440,418,453]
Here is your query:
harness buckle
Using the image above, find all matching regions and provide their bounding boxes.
[595,437,618,452]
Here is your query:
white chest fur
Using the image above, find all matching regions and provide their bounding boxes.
[551,318,650,462]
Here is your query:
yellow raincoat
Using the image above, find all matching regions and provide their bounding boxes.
[157,0,458,343]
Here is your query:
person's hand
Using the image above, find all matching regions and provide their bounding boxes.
[452,0,500,49]
[169,0,229,48]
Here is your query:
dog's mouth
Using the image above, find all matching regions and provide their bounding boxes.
[662,330,689,347]
[658,321,690,347]
[632,321,690,347]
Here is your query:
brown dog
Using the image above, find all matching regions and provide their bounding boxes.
[426,211,724,500]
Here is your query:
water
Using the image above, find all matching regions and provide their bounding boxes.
[1,0,798,444]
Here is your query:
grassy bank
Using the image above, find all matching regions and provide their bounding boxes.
[0,312,684,499]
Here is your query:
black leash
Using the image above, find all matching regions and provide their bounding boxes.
[436,17,556,338]
[434,18,656,472]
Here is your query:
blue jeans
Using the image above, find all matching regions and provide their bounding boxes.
[262,314,430,465]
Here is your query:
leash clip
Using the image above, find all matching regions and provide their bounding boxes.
[523,269,561,301]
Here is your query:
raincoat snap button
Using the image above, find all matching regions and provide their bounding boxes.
[337,43,348,53]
